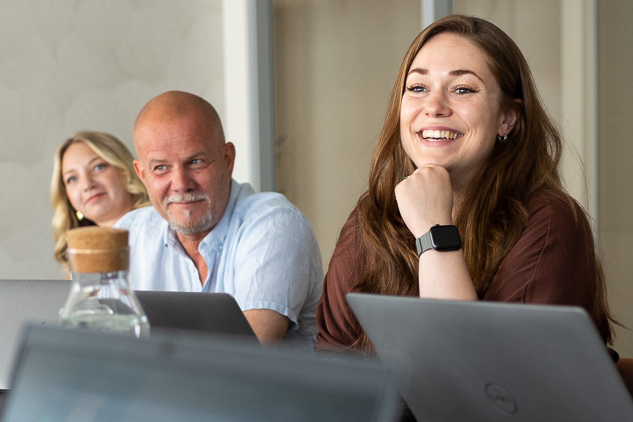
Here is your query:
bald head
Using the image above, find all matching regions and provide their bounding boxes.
[134,91,225,153]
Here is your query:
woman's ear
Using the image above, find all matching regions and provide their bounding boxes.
[498,99,522,137]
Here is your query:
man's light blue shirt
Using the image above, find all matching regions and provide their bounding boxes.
[115,180,323,347]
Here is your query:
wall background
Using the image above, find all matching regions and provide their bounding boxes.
[599,0,633,357]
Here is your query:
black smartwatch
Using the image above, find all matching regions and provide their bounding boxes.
[415,224,462,257]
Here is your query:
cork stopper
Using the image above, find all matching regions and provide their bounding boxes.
[67,227,129,273]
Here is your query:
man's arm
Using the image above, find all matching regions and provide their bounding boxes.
[244,309,290,345]
[229,200,322,348]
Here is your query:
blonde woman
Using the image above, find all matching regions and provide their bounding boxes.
[50,131,149,270]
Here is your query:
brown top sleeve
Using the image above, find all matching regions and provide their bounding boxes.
[315,210,364,352]
[483,192,597,316]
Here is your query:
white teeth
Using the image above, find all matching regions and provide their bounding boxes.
[421,130,459,140]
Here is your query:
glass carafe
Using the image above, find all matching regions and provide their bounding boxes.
[59,226,150,337]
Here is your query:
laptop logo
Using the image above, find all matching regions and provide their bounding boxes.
[484,382,518,415]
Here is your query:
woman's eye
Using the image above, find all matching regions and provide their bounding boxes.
[454,86,476,94]
[407,85,427,93]
[65,176,77,184]
[94,163,107,171]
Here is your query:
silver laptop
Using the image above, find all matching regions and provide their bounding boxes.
[134,290,257,339]
[347,292,633,422]
[0,281,260,391]
[0,279,70,390]
[1,324,401,422]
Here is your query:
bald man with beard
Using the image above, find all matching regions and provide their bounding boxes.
[116,91,323,347]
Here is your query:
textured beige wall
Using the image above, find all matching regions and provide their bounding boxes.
[599,0,633,357]
[274,0,421,269]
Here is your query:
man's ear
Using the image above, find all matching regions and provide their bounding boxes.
[133,159,146,183]
[224,142,236,177]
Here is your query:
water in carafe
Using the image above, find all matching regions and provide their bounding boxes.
[59,226,150,337]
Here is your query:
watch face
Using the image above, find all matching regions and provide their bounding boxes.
[429,225,462,251]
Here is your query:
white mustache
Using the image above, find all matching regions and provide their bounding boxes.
[163,193,210,207]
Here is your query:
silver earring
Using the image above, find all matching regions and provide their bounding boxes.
[497,134,508,143]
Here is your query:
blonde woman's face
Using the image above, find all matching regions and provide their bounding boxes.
[61,142,134,227]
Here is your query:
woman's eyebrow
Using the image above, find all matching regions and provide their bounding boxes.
[408,67,428,76]
[450,69,484,83]
[407,67,484,83]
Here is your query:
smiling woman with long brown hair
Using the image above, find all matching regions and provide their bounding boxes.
[315,15,615,354]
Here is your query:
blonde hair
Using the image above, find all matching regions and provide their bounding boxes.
[50,131,149,269]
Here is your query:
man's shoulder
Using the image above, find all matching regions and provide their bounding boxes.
[115,206,165,229]
[235,189,304,221]
[115,206,169,251]
[228,189,318,252]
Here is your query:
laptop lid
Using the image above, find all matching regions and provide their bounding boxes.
[1,324,401,422]
[0,279,70,390]
[134,290,257,339]
[347,293,633,422]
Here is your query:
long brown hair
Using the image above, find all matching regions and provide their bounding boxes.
[353,15,613,350]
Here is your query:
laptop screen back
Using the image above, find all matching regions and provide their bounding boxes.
[0,279,70,390]
[347,293,633,422]
[134,290,257,338]
[2,324,401,422]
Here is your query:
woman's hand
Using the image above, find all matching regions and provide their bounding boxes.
[395,164,477,301]
[395,164,454,238]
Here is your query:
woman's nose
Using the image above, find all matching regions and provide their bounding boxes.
[81,174,97,191]
[423,91,451,117]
